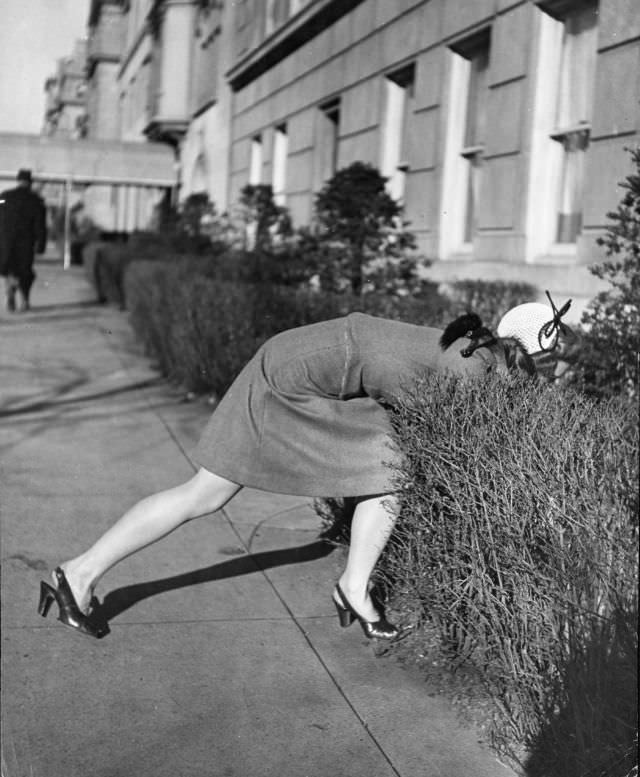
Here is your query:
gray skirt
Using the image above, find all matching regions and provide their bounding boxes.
[193,316,402,497]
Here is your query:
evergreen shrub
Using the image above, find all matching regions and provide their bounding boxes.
[83,226,214,308]
[574,146,640,398]
[306,162,425,295]
[124,259,351,394]
[439,279,538,330]
[358,373,637,774]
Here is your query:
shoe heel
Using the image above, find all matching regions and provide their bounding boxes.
[38,581,56,618]
[333,599,355,628]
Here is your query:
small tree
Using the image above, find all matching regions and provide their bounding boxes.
[577,147,640,398]
[237,184,292,251]
[153,192,220,253]
[180,192,219,250]
[312,162,420,295]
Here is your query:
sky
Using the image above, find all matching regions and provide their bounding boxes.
[0,0,91,134]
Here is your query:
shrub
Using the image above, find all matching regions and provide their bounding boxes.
[374,373,638,773]
[236,184,293,251]
[205,245,318,288]
[124,259,355,395]
[122,260,452,395]
[82,241,108,302]
[94,243,135,309]
[83,237,208,309]
[310,162,424,295]
[574,146,640,398]
[155,192,227,254]
[439,279,539,330]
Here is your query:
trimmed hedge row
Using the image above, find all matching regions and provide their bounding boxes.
[100,248,536,398]
[83,235,205,308]
[121,257,466,396]
[124,259,334,394]
[338,375,636,774]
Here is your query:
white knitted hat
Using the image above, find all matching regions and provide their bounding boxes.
[497,301,565,354]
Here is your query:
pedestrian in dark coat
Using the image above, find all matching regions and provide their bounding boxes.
[39,311,543,641]
[0,169,47,312]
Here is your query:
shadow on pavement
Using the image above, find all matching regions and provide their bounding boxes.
[0,377,164,418]
[1,307,105,326]
[29,300,101,314]
[101,539,336,621]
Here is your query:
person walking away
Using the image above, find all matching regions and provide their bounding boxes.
[0,169,47,312]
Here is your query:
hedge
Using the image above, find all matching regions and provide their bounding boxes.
[332,374,636,775]
[83,234,204,308]
[122,258,438,395]
[120,256,536,396]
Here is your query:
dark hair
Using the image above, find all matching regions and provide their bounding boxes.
[499,337,537,377]
[441,313,537,378]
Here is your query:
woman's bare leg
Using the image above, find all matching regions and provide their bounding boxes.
[336,494,399,621]
[58,468,241,612]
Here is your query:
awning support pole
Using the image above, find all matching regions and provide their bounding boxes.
[63,176,71,269]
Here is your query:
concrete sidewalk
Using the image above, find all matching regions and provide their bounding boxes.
[1,260,515,777]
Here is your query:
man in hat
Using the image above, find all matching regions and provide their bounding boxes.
[0,169,47,312]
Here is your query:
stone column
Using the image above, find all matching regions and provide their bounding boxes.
[157,0,197,122]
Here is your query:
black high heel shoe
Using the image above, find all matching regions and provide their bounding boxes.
[38,568,109,639]
[333,583,399,640]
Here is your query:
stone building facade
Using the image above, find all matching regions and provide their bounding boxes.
[83,0,169,230]
[225,0,639,298]
[43,39,89,139]
[86,0,124,141]
[71,0,639,302]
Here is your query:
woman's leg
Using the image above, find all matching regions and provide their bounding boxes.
[58,468,241,612]
[336,493,399,621]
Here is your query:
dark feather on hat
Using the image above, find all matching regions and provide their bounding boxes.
[439,313,483,351]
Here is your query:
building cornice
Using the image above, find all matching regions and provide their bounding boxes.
[226,0,366,91]
[144,118,189,147]
[89,0,125,28]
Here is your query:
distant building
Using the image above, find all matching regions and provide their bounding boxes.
[43,39,89,139]
[83,0,171,231]
[79,0,234,226]
[86,0,124,141]
[178,0,234,211]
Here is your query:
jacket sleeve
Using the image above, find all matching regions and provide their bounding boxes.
[34,195,47,254]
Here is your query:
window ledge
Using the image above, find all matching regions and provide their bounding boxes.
[548,243,578,258]
[460,144,485,159]
[550,123,591,140]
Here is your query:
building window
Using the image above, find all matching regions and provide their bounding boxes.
[550,0,598,244]
[249,135,263,185]
[265,0,288,37]
[265,0,277,36]
[441,31,491,256]
[526,1,599,259]
[380,64,415,202]
[318,99,341,185]
[272,123,288,205]
[461,38,490,244]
